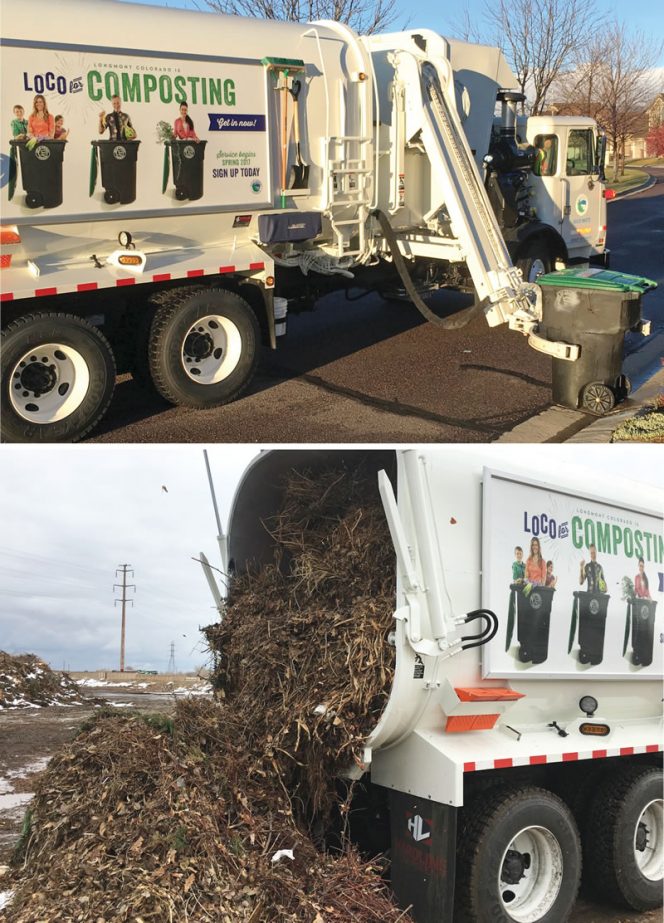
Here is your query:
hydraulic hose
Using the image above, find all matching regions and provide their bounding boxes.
[371,208,487,330]
[460,608,499,650]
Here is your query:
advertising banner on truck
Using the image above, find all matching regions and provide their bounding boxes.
[1,44,272,220]
[482,468,663,680]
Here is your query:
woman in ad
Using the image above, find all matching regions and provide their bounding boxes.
[27,94,54,140]
[525,537,547,587]
[173,102,199,141]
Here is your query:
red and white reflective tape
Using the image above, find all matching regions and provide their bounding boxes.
[463,742,661,773]
[0,261,266,303]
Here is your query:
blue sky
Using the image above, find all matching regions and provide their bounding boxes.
[124,0,664,68]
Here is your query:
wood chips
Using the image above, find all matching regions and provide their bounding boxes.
[7,462,409,922]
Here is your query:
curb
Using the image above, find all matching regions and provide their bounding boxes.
[497,333,664,444]
[566,364,664,443]
[608,174,657,200]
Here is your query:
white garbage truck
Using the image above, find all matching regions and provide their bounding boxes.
[0,0,652,442]
[203,447,663,923]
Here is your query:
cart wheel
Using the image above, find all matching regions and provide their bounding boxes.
[632,652,641,666]
[578,650,590,664]
[580,382,615,415]
[455,786,581,923]
[1,313,116,443]
[614,374,632,402]
[518,648,530,663]
[148,287,260,408]
[25,191,43,209]
[175,187,188,201]
[104,189,119,204]
[583,765,663,911]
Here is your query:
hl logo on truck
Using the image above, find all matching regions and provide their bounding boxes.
[407,814,431,843]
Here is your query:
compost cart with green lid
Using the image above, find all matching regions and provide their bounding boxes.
[537,268,657,414]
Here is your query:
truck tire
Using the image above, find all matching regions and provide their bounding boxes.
[1,313,116,443]
[517,242,553,284]
[455,786,581,923]
[148,288,260,407]
[583,765,663,911]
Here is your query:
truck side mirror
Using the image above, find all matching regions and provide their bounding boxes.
[594,132,607,181]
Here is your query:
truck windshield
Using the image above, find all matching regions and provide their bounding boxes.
[567,129,595,176]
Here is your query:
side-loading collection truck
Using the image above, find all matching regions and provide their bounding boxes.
[201,447,663,923]
[1,0,655,441]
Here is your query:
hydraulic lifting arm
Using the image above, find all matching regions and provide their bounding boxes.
[389,46,579,360]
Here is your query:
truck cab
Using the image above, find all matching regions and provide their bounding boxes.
[523,115,608,268]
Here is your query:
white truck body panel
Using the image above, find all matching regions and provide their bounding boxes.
[225,448,663,807]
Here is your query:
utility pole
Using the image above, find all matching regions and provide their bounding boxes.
[167,641,176,674]
[114,565,135,672]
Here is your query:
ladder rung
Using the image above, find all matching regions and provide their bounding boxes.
[332,168,371,175]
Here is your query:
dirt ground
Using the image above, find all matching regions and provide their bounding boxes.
[0,692,659,922]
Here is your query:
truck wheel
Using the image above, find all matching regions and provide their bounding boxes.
[455,787,581,923]
[584,765,663,911]
[148,288,260,407]
[1,313,116,443]
[517,243,553,284]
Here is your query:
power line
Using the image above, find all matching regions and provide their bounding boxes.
[167,641,176,674]
[114,564,135,672]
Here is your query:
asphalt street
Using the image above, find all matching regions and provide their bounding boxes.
[90,171,664,443]
[608,165,664,370]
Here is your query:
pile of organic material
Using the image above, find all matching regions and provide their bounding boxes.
[0,652,86,709]
[6,462,406,922]
[204,461,397,819]
[8,703,408,922]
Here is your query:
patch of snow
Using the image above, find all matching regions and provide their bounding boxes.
[107,701,134,708]
[172,685,213,696]
[78,679,111,687]
[0,890,14,911]
[7,757,50,780]
[0,780,13,796]
[0,792,33,811]
[271,849,294,864]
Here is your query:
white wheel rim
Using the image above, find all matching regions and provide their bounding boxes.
[181,314,242,384]
[9,343,90,423]
[528,259,546,283]
[498,825,564,922]
[634,799,663,881]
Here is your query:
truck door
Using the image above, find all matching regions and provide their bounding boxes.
[560,128,602,257]
[530,131,561,233]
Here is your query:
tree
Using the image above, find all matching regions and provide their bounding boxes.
[646,125,664,157]
[557,23,662,179]
[450,0,597,114]
[202,0,397,33]
[491,0,596,113]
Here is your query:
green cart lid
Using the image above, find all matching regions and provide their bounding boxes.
[538,268,657,294]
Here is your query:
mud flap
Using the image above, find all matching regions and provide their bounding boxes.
[389,790,456,923]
